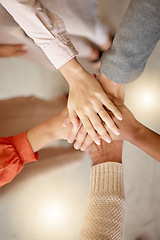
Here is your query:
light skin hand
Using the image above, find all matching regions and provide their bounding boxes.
[67,72,125,151]
[59,58,123,145]
[26,106,124,166]
[27,108,72,152]
[85,73,124,166]
[0,44,27,57]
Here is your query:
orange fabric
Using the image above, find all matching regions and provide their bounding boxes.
[0,131,38,187]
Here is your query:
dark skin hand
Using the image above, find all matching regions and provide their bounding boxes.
[85,139,123,166]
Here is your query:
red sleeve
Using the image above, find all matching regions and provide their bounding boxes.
[0,131,38,187]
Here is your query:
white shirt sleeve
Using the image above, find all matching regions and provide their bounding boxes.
[0,0,79,69]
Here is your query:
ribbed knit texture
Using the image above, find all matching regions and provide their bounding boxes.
[80,162,125,240]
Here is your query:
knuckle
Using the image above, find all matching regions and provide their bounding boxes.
[101,111,109,119]
[94,123,101,129]
[77,132,84,139]
[91,133,98,139]
[108,123,116,130]
[106,103,113,110]
[114,109,120,115]
[103,95,110,103]
[94,90,101,98]
[86,127,93,133]
[75,106,82,112]
[87,128,96,137]
[96,125,105,134]
[84,104,92,113]
[99,129,107,136]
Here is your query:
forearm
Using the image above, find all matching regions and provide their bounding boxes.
[1,0,78,69]
[27,108,71,152]
[59,57,85,86]
[100,0,160,84]
[27,117,58,153]
[129,122,160,162]
[97,72,124,103]
[80,162,125,240]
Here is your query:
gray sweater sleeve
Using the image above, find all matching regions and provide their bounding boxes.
[100,0,160,84]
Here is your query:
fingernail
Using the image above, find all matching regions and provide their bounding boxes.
[117,115,122,121]
[63,124,67,127]
[81,147,85,151]
[114,130,120,136]
[67,138,74,143]
[74,145,79,150]
[105,139,111,143]
[95,140,101,145]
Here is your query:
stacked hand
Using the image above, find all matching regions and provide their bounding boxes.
[63,100,138,151]
[60,72,139,151]
[59,58,123,146]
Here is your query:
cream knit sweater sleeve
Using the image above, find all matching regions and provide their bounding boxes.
[80,162,125,240]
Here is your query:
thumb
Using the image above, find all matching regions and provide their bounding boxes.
[63,115,71,127]
[68,109,80,131]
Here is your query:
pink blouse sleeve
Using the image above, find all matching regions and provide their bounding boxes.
[0,131,38,187]
[0,0,78,69]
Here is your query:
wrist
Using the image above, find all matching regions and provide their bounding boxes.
[46,117,60,141]
[59,57,85,86]
[128,120,143,144]
[88,141,123,166]
[98,72,125,103]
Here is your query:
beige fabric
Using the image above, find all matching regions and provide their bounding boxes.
[80,162,125,240]
[0,0,78,69]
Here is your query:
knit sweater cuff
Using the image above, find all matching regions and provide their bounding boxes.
[90,162,124,194]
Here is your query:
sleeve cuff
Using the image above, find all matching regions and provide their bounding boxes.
[90,162,124,195]
[12,131,38,165]
[41,32,79,69]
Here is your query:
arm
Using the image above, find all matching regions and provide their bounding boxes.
[0,132,38,187]
[130,123,160,162]
[0,44,27,57]
[0,108,71,187]
[27,108,71,152]
[0,0,78,69]
[100,0,160,84]
[105,104,160,162]
[1,0,123,143]
[80,140,125,239]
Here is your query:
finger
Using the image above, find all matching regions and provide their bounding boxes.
[67,109,81,143]
[97,108,120,136]
[67,121,82,143]
[74,125,87,150]
[89,112,112,143]
[68,108,80,130]
[63,115,72,127]
[102,95,122,121]
[13,50,27,56]
[79,114,100,145]
[12,44,25,51]
[80,134,93,151]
